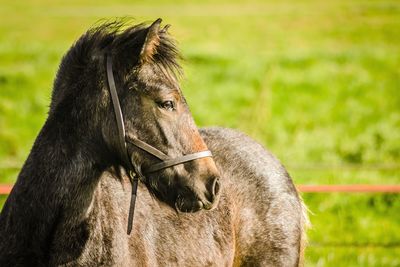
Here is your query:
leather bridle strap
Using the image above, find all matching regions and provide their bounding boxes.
[105,54,213,235]
[125,134,169,161]
[146,150,212,173]
[125,133,213,173]
[106,55,140,235]
[106,55,132,169]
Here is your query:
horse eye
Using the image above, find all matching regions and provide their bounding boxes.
[159,100,175,111]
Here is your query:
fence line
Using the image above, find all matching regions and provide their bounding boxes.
[0,184,13,195]
[286,163,400,171]
[297,184,400,193]
[1,184,400,195]
[1,163,400,171]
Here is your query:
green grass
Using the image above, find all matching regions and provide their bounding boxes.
[1,0,400,265]
[304,193,400,266]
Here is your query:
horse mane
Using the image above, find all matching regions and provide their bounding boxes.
[73,19,181,75]
[51,19,182,112]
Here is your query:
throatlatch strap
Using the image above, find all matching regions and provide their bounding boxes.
[127,172,139,235]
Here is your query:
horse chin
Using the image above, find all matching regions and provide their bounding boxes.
[175,195,204,213]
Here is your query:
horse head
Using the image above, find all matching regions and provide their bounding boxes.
[51,19,221,213]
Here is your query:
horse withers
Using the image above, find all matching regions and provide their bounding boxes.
[0,19,308,266]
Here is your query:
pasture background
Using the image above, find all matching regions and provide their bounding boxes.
[0,0,399,266]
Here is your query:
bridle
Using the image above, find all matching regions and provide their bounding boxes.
[105,54,213,234]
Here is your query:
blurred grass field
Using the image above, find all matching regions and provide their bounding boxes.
[0,0,399,266]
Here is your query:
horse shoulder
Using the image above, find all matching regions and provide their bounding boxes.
[200,127,308,267]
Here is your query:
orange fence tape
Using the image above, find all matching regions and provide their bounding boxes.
[297,184,400,193]
[1,184,400,195]
[0,184,13,195]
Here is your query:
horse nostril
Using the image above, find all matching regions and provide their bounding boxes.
[205,176,221,203]
[210,178,220,198]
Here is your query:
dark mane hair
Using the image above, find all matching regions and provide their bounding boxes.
[71,19,181,75]
[51,19,182,111]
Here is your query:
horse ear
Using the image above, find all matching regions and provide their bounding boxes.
[139,18,162,63]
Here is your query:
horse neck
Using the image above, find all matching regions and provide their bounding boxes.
[0,117,107,263]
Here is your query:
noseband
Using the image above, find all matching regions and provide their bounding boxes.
[105,55,212,234]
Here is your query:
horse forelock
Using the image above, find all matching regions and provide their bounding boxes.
[50,19,182,112]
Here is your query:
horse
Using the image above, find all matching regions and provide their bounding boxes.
[0,19,309,266]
